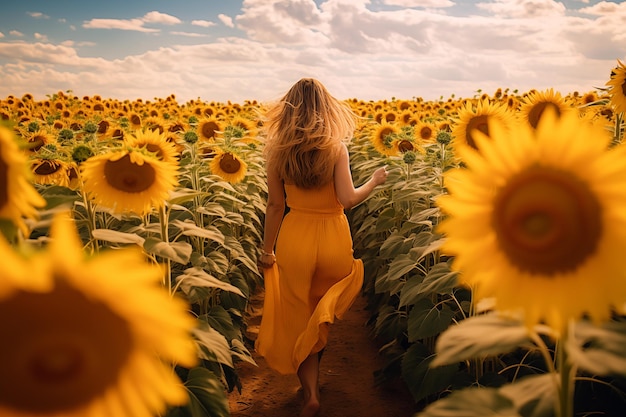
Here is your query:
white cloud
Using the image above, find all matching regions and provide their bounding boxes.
[34,33,49,42]
[236,0,326,44]
[9,30,24,37]
[142,11,182,25]
[83,18,160,32]
[218,14,235,28]
[476,0,566,18]
[383,0,454,8]
[192,20,216,28]
[83,11,182,32]
[0,32,4,39]
[27,11,50,19]
[170,31,209,38]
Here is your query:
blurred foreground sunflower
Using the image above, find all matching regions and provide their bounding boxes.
[437,109,626,333]
[606,59,626,114]
[0,125,45,235]
[81,148,178,215]
[0,212,197,417]
[210,150,247,184]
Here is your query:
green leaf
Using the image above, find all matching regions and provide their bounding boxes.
[432,314,532,367]
[401,342,459,403]
[499,374,556,417]
[168,188,206,206]
[379,232,416,259]
[193,321,234,367]
[182,366,230,417]
[385,252,420,282]
[176,267,244,297]
[400,261,458,306]
[418,386,518,417]
[144,237,193,264]
[568,320,626,376]
[407,297,455,341]
[91,228,145,245]
[171,219,225,245]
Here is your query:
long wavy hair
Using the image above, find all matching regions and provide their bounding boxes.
[263,78,356,189]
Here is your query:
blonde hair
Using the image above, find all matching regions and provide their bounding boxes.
[263,78,356,189]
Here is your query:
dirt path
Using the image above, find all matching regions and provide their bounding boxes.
[228,290,418,417]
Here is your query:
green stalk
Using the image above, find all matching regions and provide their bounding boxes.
[615,112,624,144]
[81,189,100,254]
[557,328,575,417]
[158,204,172,295]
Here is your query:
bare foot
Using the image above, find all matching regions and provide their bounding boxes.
[300,399,320,417]
[300,389,320,417]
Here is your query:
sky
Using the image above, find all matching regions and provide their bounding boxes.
[0,0,624,104]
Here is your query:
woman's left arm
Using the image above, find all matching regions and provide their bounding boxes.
[260,165,285,266]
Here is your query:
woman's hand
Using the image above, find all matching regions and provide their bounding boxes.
[258,250,276,269]
[372,166,389,186]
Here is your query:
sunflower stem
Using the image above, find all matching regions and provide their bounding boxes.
[614,112,624,145]
[557,326,575,417]
[80,187,99,254]
[158,204,172,295]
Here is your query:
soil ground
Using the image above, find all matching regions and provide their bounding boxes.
[227,290,419,417]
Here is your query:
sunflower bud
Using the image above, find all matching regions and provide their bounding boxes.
[436,131,451,145]
[183,131,198,144]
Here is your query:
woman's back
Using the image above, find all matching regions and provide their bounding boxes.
[285,182,343,214]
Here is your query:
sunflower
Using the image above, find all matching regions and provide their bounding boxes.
[197,116,224,142]
[606,59,626,115]
[0,212,197,417]
[125,129,180,165]
[127,112,143,130]
[24,129,56,153]
[210,150,247,184]
[413,120,437,144]
[0,125,45,234]
[81,148,179,215]
[371,123,401,156]
[451,99,516,153]
[226,115,258,140]
[518,88,573,129]
[31,158,70,187]
[437,108,626,333]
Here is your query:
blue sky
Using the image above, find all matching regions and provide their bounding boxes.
[0,0,624,103]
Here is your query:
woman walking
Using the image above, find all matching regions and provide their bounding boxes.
[256,78,388,417]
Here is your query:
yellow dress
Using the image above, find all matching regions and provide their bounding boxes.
[255,181,364,374]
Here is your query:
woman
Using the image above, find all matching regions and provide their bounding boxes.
[256,78,388,417]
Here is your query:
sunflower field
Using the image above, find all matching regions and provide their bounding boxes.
[1,59,626,417]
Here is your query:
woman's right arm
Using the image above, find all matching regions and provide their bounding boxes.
[334,143,387,210]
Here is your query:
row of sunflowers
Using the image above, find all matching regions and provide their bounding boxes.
[0,58,625,417]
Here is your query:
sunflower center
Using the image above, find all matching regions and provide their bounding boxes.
[419,126,433,140]
[103,154,156,193]
[492,165,602,275]
[398,140,414,152]
[0,282,133,412]
[201,121,220,140]
[0,152,8,209]
[528,102,561,129]
[145,143,164,159]
[466,114,489,149]
[29,135,45,152]
[219,153,241,174]
[34,160,62,175]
